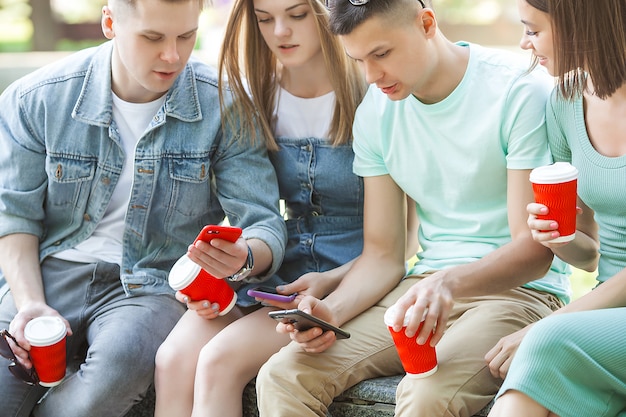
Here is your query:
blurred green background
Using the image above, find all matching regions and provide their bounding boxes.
[0,0,530,90]
[0,0,599,299]
[0,0,531,52]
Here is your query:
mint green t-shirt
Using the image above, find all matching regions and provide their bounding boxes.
[547,91,626,283]
[353,43,571,302]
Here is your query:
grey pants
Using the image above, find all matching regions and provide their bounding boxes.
[0,257,186,417]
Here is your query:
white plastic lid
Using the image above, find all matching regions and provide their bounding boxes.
[24,316,66,346]
[168,254,201,291]
[384,305,427,327]
[529,162,578,184]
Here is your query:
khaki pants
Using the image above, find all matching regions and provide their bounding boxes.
[256,274,563,417]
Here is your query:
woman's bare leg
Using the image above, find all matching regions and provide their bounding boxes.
[190,307,291,417]
[154,308,243,417]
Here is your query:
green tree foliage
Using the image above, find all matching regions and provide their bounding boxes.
[0,0,30,20]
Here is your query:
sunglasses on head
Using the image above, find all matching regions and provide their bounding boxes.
[0,329,39,385]
[326,0,426,8]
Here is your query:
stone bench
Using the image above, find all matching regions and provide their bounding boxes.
[125,375,493,417]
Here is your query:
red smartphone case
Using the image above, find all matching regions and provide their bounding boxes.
[193,225,242,245]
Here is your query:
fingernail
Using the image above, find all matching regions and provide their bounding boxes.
[550,222,558,229]
[212,303,220,311]
[277,286,285,292]
[202,301,209,308]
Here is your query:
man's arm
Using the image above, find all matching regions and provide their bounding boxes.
[209,120,287,281]
[0,234,45,311]
[0,233,71,364]
[444,168,554,296]
[405,195,419,260]
[302,175,408,329]
[392,169,554,346]
[285,175,407,352]
[271,193,420,313]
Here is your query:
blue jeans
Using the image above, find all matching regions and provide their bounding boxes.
[0,257,185,417]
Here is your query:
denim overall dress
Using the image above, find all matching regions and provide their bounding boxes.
[237,136,364,306]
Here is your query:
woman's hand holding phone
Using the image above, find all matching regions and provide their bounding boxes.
[247,286,297,304]
[288,271,338,300]
[249,271,334,309]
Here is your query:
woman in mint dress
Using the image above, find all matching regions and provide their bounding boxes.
[487,1,626,416]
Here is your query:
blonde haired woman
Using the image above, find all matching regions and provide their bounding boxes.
[153,1,412,416]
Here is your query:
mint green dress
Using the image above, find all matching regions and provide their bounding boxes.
[496,91,626,417]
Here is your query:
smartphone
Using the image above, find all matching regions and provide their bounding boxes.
[193,225,242,245]
[247,286,297,303]
[268,309,351,339]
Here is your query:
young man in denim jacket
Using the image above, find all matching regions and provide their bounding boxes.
[0,1,286,416]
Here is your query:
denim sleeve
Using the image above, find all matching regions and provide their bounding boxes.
[0,81,48,238]
[211,119,287,281]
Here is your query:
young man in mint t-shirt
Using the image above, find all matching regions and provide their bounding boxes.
[254,1,570,416]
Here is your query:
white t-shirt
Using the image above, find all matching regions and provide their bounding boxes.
[53,93,166,265]
[273,88,335,139]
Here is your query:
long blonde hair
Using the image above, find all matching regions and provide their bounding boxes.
[218,0,366,150]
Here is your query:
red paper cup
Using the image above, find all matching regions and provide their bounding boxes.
[530,162,578,243]
[24,316,67,387]
[384,305,437,378]
[169,254,237,315]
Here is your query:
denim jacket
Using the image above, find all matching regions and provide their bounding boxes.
[0,42,286,297]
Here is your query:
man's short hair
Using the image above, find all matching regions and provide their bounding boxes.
[328,0,427,35]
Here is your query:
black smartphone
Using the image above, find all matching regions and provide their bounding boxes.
[268,309,351,339]
[247,286,297,303]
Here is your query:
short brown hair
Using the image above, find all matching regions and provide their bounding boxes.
[529,0,626,99]
[328,0,429,35]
